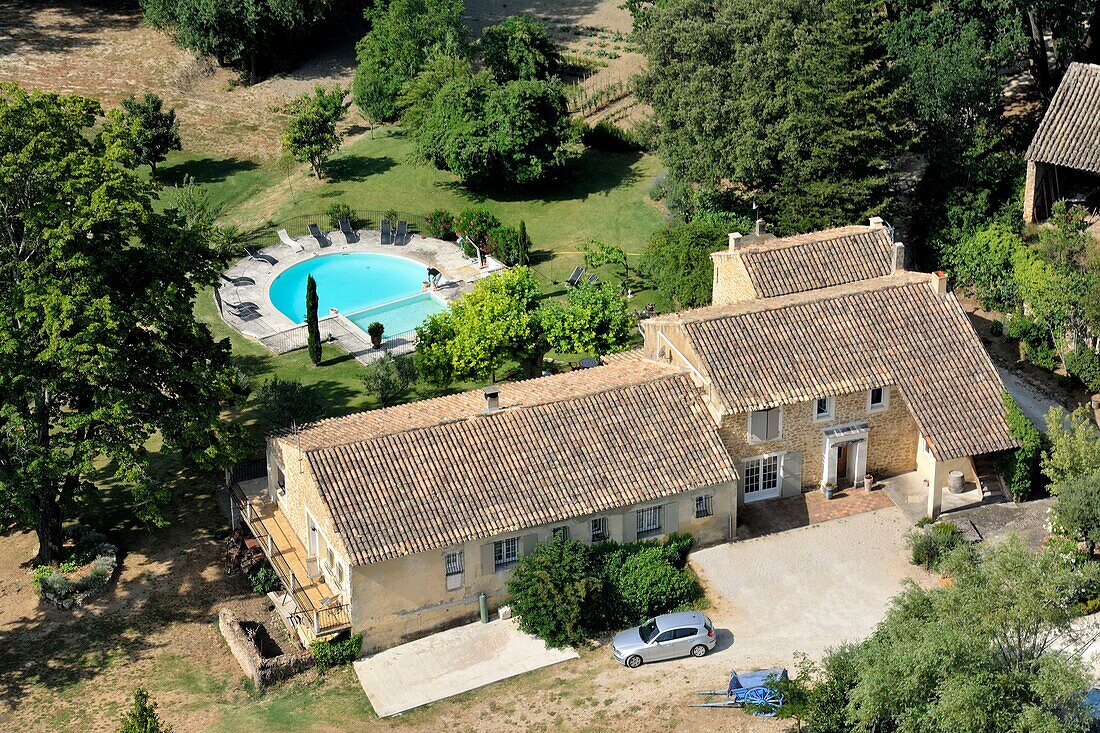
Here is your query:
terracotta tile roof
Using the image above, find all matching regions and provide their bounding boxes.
[305,375,734,565]
[729,225,896,298]
[677,273,1016,461]
[284,353,672,452]
[1027,63,1100,174]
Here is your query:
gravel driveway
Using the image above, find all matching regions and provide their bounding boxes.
[691,507,926,669]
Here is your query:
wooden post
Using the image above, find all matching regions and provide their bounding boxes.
[313,610,320,633]
[289,572,296,596]
[267,534,273,557]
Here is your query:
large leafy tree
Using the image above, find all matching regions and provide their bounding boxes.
[413,70,579,185]
[104,93,182,177]
[636,0,906,233]
[283,85,348,179]
[0,85,239,564]
[351,0,466,123]
[638,220,727,308]
[543,281,634,356]
[479,15,561,82]
[792,540,1096,732]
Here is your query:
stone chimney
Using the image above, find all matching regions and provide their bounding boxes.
[869,216,885,229]
[892,241,906,272]
[482,386,501,413]
[931,271,948,295]
[728,232,743,251]
[754,218,766,237]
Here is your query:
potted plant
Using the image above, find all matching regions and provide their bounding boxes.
[367,321,384,348]
[822,482,836,500]
[864,473,874,491]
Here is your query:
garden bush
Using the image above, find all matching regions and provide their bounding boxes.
[1066,348,1100,393]
[612,546,702,622]
[325,202,361,230]
[507,533,701,646]
[248,562,283,594]
[906,522,965,570]
[310,632,363,670]
[455,208,500,247]
[995,393,1043,502]
[486,225,523,265]
[424,208,456,240]
[32,528,118,608]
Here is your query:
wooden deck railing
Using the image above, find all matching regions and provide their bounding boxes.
[229,483,351,636]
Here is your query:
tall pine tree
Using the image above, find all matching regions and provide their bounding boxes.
[306,274,321,365]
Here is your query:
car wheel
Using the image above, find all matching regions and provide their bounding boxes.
[626,655,643,669]
[690,644,708,658]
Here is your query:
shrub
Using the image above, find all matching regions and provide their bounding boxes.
[119,688,172,733]
[248,562,283,594]
[507,539,601,648]
[424,208,456,240]
[460,237,478,258]
[612,546,702,622]
[996,392,1043,502]
[989,319,1003,337]
[906,523,965,570]
[362,353,415,407]
[486,225,522,265]
[582,120,645,153]
[366,321,384,340]
[455,208,500,247]
[1066,348,1100,393]
[384,208,399,228]
[253,378,326,432]
[310,632,363,670]
[325,202,360,230]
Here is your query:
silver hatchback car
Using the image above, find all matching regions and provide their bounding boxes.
[611,611,716,668]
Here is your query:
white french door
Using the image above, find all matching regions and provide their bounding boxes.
[743,454,781,501]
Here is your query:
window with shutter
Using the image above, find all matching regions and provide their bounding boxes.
[748,407,781,442]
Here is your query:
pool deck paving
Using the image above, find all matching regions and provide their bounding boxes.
[353,617,578,717]
[218,228,504,355]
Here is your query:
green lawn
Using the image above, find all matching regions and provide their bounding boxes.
[215,127,668,288]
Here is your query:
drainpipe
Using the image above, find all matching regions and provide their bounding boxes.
[479,593,489,623]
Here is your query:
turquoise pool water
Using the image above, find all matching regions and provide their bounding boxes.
[269,253,446,335]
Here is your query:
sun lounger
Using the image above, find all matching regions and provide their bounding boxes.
[215,287,261,321]
[339,218,359,244]
[566,267,584,287]
[395,220,408,246]
[381,219,393,245]
[308,223,330,248]
[278,229,304,252]
[220,273,255,287]
[588,274,599,284]
[244,246,277,265]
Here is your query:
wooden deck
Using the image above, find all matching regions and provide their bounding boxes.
[231,484,350,636]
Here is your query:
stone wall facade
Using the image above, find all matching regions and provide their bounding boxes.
[719,386,919,496]
[347,482,736,651]
[711,250,757,306]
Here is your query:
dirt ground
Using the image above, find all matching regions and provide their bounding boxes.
[0,0,648,164]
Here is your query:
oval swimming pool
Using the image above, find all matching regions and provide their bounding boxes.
[269,253,446,334]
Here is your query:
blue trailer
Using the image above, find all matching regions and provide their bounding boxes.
[692,667,787,716]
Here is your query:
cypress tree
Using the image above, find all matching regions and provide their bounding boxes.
[517,220,529,265]
[306,274,321,365]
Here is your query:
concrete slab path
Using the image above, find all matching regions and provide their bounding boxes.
[353,618,578,717]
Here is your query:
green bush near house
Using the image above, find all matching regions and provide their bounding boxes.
[424,208,456,240]
[325,202,361,230]
[507,532,700,648]
[310,632,363,670]
[995,392,1043,502]
[906,522,966,571]
[455,208,501,247]
[248,562,283,595]
[1066,348,1100,394]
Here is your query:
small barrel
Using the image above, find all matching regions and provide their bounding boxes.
[947,470,965,494]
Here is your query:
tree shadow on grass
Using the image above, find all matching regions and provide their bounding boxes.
[0,1,142,58]
[159,157,260,187]
[325,155,397,183]
[433,149,646,204]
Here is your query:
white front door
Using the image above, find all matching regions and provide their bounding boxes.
[743,454,781,502]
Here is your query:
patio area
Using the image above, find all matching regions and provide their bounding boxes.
[736,481,895,540]
[217,225,505,363]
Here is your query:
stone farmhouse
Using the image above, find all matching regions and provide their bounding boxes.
[230,219,1016,650]
[1024,62,1100,223]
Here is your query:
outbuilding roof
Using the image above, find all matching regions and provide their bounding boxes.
[1027,62,1100,174]
[301,369,734,565]
[672,273,1016,460]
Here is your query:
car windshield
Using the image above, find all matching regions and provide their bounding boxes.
[639,619,659,643]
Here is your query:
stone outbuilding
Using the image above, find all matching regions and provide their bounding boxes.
[1024,62,1100,223]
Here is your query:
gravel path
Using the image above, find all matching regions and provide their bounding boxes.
[691,507,928,668]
